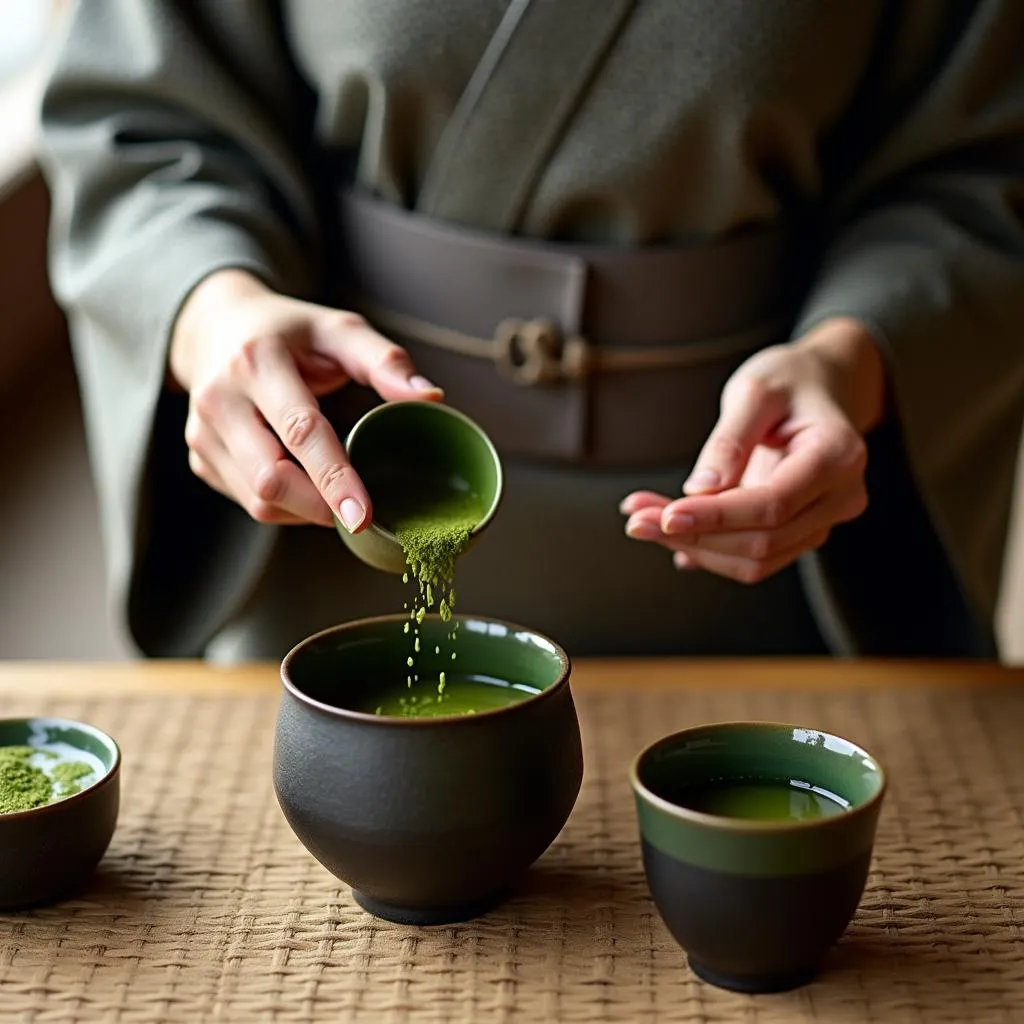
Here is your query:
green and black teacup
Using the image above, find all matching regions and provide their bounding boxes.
[630,722,886,994]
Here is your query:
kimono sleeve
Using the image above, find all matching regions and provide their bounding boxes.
[794,0,1024,626]
[38,0,321,655]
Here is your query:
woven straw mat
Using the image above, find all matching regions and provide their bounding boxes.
[0,683,1022,1023]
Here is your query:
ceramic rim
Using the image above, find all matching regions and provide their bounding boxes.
[629,721,887,834]
[280,613,571,727]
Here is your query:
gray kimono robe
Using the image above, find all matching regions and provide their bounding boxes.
[38,0,1024,659]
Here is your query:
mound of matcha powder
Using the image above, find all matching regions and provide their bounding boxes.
[0,746,94,814]
[0,747,53,813]
[51,760,95,797]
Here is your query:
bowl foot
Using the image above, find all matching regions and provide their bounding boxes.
[352,888,509,926]
[689,960,819,994]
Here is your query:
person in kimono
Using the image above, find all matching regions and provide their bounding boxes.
[38,1,1024,660]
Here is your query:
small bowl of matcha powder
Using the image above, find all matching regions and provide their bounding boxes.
[0,717,121,908]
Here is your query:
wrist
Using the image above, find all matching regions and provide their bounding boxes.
[793,317,887,434]
[168,268,273,391]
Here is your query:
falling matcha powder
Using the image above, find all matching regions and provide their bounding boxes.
[393,491,481,609]
[390,489,484,694]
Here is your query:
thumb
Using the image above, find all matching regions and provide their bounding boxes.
[684,377,789,494]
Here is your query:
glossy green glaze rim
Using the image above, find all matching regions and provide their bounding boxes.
[630,722,886,876]
[344,400,504,544]
[281,613,571,727]
[0,717,121,822]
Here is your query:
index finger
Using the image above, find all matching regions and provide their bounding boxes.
[619,491,671,516]
[247,344,370,533]
[661,435,840,534]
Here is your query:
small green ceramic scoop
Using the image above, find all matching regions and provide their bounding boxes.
[337,401,503,574]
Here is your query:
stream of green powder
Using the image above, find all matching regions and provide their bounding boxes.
[0,746,95,814]
[390,490,484,695]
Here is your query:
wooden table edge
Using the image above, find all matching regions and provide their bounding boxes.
[0,658,1019,697]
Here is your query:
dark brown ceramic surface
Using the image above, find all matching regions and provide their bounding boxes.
[640,840,873,993]
[274,615,583,925]
[0,718,120,909]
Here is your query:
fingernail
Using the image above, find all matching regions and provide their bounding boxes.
[674,551,695,570]
[662,512,696,535]
[410,375,443,394]
[684,468,720,493]
[618,497,635,515]
[626,520,661,541]
[340,498,366,533]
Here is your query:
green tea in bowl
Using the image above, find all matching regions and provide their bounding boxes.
[361,674,542,718]
[275,614,582,925]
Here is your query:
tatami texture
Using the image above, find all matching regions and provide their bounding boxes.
[0,682,1021,1022]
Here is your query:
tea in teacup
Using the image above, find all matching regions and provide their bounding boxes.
[664,777,850,822]
[630,722,886,993]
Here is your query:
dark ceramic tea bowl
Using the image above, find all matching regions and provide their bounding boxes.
[274,615,583,925]
[630,722,886,993]
[0,717,120,909]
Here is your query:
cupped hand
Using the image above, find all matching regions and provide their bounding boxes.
[169,268,443,530]
[621,318,886,583]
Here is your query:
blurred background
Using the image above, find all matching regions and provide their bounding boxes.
[1,1,1022,661]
